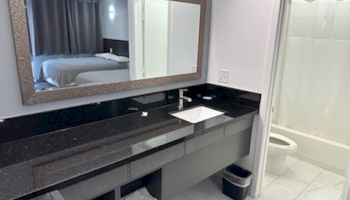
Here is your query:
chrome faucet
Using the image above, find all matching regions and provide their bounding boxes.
[179,88,192,110]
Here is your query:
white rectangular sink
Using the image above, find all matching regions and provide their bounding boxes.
[171,106,224,123]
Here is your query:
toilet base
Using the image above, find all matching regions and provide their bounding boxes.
[266,155,288,176]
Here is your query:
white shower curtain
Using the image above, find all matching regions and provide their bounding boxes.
[274,0,350,145]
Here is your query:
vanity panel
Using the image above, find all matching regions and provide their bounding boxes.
[225,117,254,137]
[32,146,132,189]
[162,128,252,200]
[59,165,128,200]
[185,127,225,154]
[130,143,185,180]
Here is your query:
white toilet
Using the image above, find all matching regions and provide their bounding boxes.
[266,133,298,175]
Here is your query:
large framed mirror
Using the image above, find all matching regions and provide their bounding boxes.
[9,0,206,104]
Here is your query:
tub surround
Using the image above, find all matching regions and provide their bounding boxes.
[271,124,350,173]
[0,84,260,200]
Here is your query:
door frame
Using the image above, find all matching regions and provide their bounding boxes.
[342,162,350,200]
[248,0,286,196]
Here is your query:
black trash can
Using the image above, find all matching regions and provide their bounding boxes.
[222,165,252,200]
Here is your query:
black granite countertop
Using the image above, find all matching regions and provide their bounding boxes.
[0,84,260,200]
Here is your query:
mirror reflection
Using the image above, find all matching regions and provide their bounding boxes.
[25,0,201,92]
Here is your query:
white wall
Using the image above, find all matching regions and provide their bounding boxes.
[100,0,129,41]
[128,0,144,80]
[168,2,200,75]
[129,0,201,80]
[144,0,169,78]
[0,0,211,119]
[208,0,278,94]
[207,0,282,197]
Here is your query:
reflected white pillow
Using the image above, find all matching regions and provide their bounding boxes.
[95,53,129,63]
[109,54,130,63]
[95,53,112,59]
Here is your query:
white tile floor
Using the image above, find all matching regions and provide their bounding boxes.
[167,174,233,200]
[168,156,345,200]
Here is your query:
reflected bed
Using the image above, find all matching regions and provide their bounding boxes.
[75,69,130,85]
[40,57,128,87]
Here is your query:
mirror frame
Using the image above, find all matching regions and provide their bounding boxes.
[9,0,206,104]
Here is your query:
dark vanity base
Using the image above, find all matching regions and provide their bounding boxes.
[25,117,252,200]
[0,84,260,200]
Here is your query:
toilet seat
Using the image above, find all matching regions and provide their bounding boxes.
[269,133,297,151]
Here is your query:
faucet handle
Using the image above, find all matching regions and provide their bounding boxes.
[179,88,188,92]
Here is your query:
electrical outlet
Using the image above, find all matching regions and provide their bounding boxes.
[218,70,229,83]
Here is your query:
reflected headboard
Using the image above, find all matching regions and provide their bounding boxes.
[103,39,129,57]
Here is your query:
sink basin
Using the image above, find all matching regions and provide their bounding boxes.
[171,106,224,123]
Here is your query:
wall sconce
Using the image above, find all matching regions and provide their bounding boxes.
[109,4,116,21]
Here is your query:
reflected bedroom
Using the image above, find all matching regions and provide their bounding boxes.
[25,0,201,92]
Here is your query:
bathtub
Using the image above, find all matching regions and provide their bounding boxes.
[271,124,350,173]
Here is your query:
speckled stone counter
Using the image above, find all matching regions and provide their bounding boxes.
[0,84,260,200]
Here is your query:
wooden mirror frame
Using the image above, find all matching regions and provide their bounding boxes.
[8,0,206,104]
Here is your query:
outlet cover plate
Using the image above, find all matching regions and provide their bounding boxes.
[218,70,229,83]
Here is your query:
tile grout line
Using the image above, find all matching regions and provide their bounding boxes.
[262,174,280,191]
[262,158,300,192]
[289,157,300,168]
[293,168,326,200]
